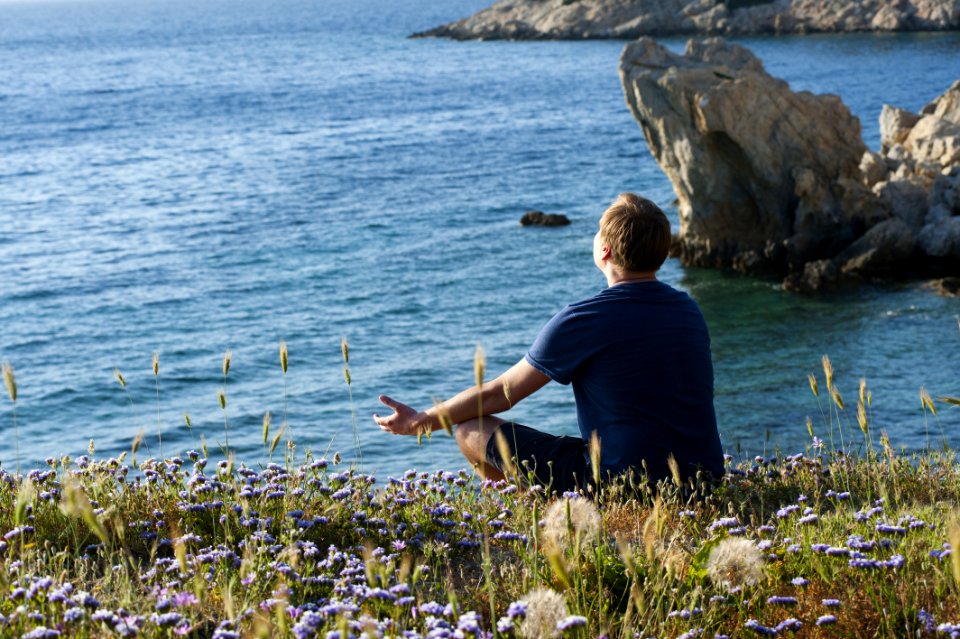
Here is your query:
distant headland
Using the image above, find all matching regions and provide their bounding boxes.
[413,0,960,40]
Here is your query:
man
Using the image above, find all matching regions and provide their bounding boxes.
[374,193,724,493]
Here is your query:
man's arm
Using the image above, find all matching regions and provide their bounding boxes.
[374,357,550,436]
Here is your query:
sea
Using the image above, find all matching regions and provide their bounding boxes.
[1,0,959,478]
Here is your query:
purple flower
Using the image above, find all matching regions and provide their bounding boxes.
[918,610,936,632]
[22,628,60,639]
[507,600,528,619]
[790,577,808,586]
[774,618,802,633]
[707,517,740,532]
[816,615,837,626]
[64,608,86,624]
[418,602,446,616]
[151,612,184,627]
[876,523,906,535]
[744,619,777,636]
[557,615,588,631]
[822,599,841,608]
[767,596,798,606]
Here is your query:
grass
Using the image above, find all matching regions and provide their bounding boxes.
[0,353,958,639]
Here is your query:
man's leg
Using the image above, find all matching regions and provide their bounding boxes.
[456,416,507,481]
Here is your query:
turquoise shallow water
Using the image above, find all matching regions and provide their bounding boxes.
[1,0,958,476]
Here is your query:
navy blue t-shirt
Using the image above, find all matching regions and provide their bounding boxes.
[525,280,723,483]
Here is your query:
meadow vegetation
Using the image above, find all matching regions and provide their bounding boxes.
[0,349,959,639]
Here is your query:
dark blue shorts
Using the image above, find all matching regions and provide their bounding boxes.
[484,422,589,494]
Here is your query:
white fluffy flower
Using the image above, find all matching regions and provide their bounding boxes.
[541,497,601,550]
[519,588,568,639]
[706,537,764,590]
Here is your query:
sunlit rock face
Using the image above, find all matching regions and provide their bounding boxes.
[618,38,960,292]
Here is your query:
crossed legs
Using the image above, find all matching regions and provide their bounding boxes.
[455,415,507,482]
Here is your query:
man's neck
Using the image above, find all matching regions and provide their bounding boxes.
[605,269,658,287]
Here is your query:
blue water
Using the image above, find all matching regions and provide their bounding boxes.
[1,0,958,477]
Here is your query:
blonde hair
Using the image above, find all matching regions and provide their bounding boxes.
[599,193,671,272]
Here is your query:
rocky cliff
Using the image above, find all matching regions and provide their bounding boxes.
[415,0,960,40]
[618,38,960,291]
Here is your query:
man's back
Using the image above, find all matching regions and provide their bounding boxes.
[525,280,723,484]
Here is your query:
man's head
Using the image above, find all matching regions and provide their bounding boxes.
[596,193,671,273]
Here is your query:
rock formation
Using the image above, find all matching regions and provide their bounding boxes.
[415,0,960,40]
[618,38,960,291]
[520,210,572,226]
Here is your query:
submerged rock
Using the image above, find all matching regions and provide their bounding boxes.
[414,0,960,40]
[520,210,571,227]
[619,38,960,291]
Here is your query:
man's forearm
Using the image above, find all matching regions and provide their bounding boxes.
[416,378,512,432]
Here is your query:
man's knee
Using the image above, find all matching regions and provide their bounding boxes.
[456,417,503,463]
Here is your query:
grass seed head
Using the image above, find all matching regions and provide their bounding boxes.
[667,453,682,488]
[340,337,348,365]
[218,388,227,410]
[152,352,159,377]
[831,386,844,410]
[222,349,232,378]
[114,368,126,388]
[920,387,937,416]
[262,411,271,444]
[494,429,517,480]
[2,362,16,402]
[520,588,567,639]
[474,345,485,388]
[706,537,764,590]
[280,340,289,374]
[821,355,834,391]
[807,373,818,398]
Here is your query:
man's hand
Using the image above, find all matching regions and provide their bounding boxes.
[373,395,425,436]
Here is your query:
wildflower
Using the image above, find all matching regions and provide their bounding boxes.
[744,619,777,636]
[822,599,841,608]
[507,601,528,619]
[64,608,86,623]
[541,497,601,550]
[790,577,808,586]
[767,596,798,606]
[22,628,60,639]
[816,615,837,626]
[519,588,567,639]
[708,517,740,531]
[774,618,802,633]
[556,615,586,632]
[706,538,764,590]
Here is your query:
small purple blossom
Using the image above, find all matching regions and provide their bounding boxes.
[557,615,587,631]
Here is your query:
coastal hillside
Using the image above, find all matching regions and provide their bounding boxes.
[415,0,960,39]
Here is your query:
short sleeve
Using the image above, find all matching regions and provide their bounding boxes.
[524,305,594,385]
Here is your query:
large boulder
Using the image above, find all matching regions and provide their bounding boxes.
[619,37,881,279]
[620,38,960,290]
[414,0,960,40]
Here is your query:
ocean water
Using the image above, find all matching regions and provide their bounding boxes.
[1,0,958,477]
